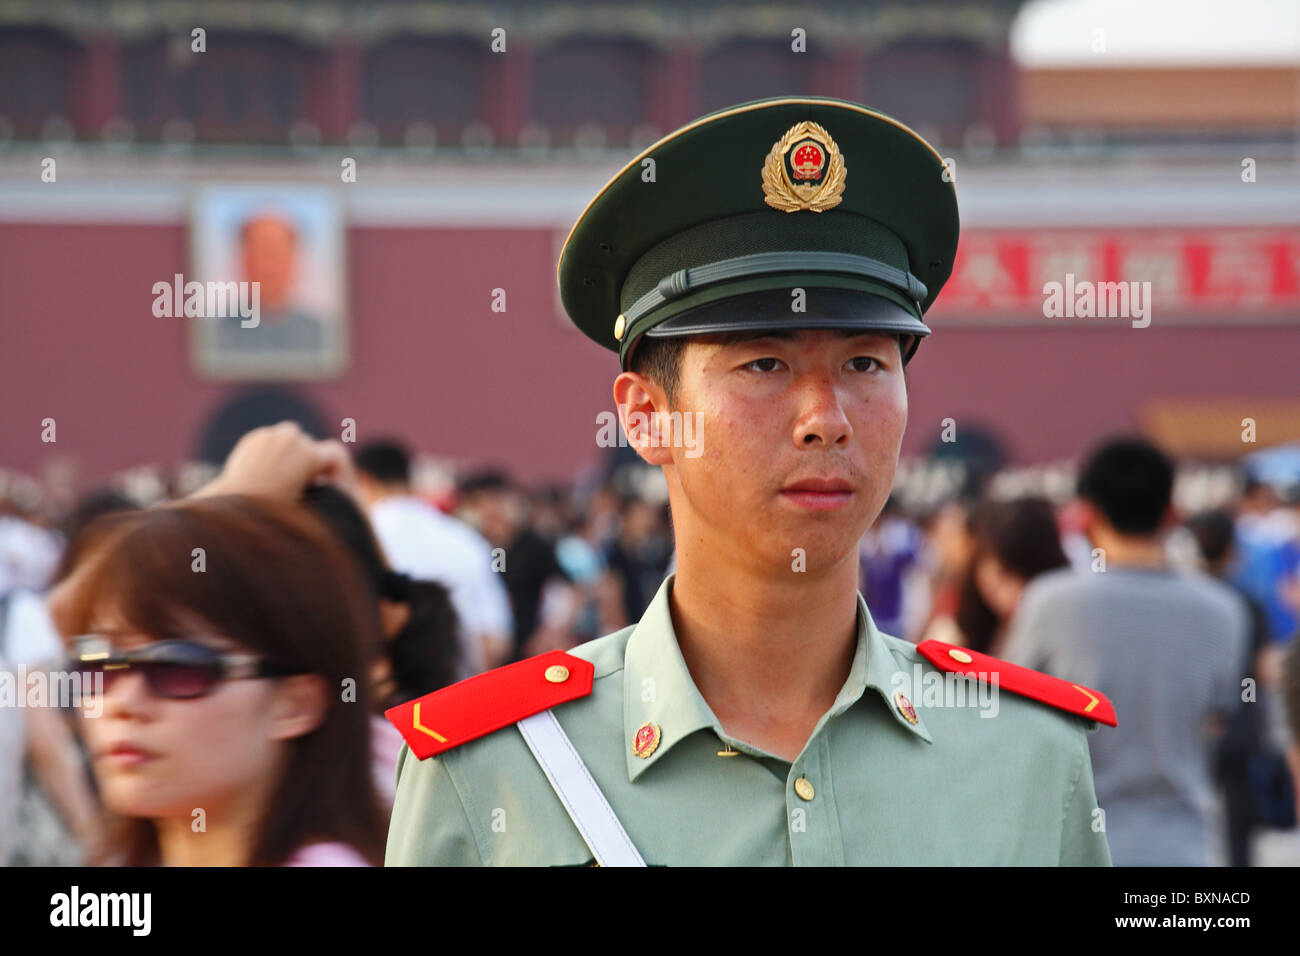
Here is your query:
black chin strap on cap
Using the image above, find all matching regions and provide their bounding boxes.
[901,332,921,366]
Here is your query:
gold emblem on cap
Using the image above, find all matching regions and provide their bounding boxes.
[544,664,570,684]
[613,313,626,340]
[794,777,815,801]
[631,721,661,759]
[948,648,973,665]
[762,120,846,213]
[894,690,919,725]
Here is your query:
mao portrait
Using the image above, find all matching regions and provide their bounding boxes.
[188,185,347,380]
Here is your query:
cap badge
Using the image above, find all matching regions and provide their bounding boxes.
[632,721,661,759]
[762,120,846,213]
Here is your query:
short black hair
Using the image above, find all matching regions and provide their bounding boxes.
[458,468,513,496]
[1186,509,1236,566]
[354,440,411,485]
[629,335,686,404]
[1076,437,1174,536]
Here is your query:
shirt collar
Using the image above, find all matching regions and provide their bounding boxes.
[622,573,931,782]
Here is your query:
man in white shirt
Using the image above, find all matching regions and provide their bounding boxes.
[354,441,513,675]
[1,586,104,864]
[0,644,23,865]
[0,515,62,596]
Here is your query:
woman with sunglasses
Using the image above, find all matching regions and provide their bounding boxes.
[59,494,386,866]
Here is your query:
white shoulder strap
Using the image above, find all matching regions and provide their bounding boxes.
[516,710,646,867]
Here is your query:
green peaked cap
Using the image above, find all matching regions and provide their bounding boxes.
[557,95,960,369]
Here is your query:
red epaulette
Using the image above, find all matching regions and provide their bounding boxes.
[915,640,1117,727]
[385,650,595,760]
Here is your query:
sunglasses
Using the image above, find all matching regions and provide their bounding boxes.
[69,636,302,700]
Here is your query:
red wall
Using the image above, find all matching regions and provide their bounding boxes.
[903,322,1299,462]
[2,221,1296,490]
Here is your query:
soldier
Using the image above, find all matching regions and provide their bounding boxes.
[385,96,1116,866]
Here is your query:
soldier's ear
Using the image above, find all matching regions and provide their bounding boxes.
[613,371,675,467]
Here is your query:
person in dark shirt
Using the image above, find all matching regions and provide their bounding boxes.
[604,495,672,627]
[458,471,575,661]
[1284,637,1300,825]
[856,496,922,639]
[1188,508,1285,865]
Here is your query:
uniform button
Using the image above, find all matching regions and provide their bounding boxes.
[948,648,973,664]
[793,777,815,801]
[544,665,570,683]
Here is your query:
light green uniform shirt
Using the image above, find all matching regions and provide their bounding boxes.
[387,574,1112,866]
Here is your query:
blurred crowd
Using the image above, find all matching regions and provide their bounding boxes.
[1,426,1299,866]
[863,441,1300,867]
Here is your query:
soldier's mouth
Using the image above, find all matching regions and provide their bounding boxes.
[780,478,855,510]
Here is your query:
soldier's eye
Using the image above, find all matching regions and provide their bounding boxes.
[847,356,880,373]
[743,357,783,373]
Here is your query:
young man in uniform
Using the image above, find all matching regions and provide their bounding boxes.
[385,96,1116,866]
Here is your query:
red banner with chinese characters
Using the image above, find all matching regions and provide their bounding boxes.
[938,228,1300,321]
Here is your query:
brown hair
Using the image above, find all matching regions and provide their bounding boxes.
[955,497,1069,655]
[63,494,386,866]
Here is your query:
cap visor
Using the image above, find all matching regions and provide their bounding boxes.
[642,287,930,339]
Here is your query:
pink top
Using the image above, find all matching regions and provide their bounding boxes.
[372,714,406,810]
[283,842,372,867]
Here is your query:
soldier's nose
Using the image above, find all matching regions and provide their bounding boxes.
[792,378,852,447]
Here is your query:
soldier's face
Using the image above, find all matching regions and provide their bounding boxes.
[665,329,907,573]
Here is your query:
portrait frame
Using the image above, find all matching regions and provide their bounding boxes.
[188,184,348,380]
